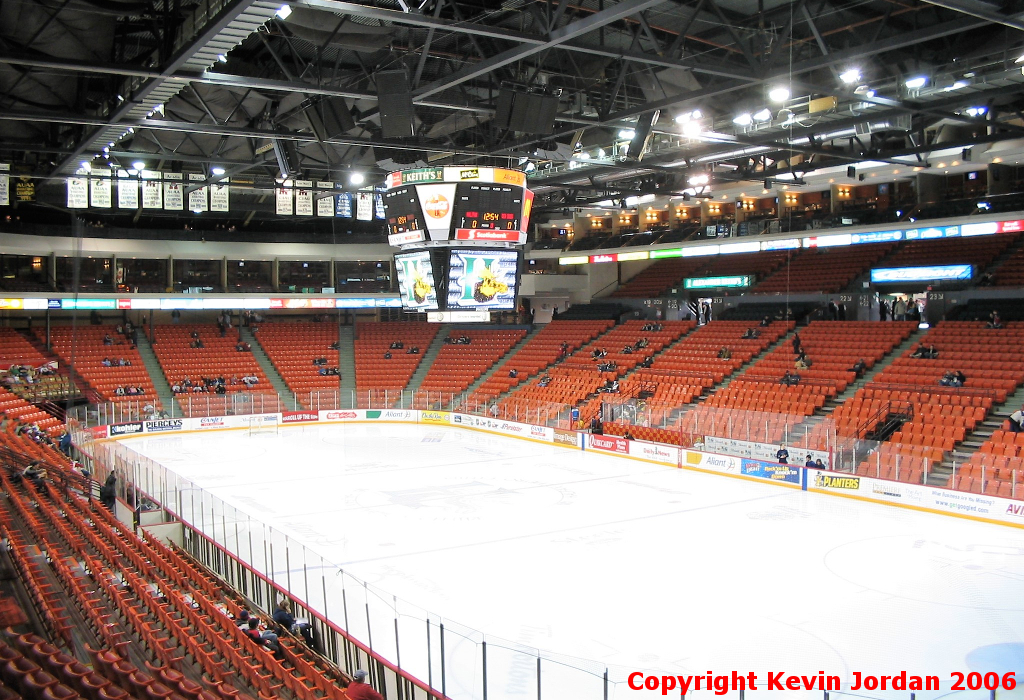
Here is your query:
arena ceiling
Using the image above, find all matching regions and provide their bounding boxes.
[2,0,1024,217]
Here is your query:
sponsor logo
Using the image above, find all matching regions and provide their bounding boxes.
[638,444,675,461]
[199,417,225,428]
[815,473,861,490]
[424,194,450,218]
[453,414,463,424]
[146,419,183,433]
[1006,503,1024,518]
[500,422,524,434]
[871,482,903,498]
[282,412,318,423]
[109,421,144,436]
[459,168,479,180]
[591,435,629,454]
[530,425,547,437]
[325,411,358,420]
[553,429,578,447]
[89,426,108,439]
[421,411,450,424]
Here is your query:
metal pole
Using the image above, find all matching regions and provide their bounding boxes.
[537,656,541,700]
[427,619,433,690]
[440,623,446,697]
[482,641,487,700]
[603,669,609,700]
[364,581,373,651]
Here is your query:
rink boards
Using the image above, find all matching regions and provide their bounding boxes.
[87,409,1024,529]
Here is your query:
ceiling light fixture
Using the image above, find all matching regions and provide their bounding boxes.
[768,86,790,102]
[217,54,228,63]
[733,113,753,126]
[275,4,292,19]
[905,76,927,89]
[839,69,861,84]
[753,108,772,122]
[965,106,987,117]
[618,129,636,140]
[349,172,365,186]
[211,167,226,176]
[132,161,145,170]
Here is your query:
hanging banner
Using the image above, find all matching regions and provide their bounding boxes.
[90,168,111,208]
[316,182,334,217]
[14,176,34,202]
[336,192,352,217]
[187,173,208,212]
[66,177,89,208]
[356,191,373,221]
[141,172,162,209]
[0,164,8,206]
[374,189,386,219]
[210,179,229,211]
[163,172,183,210]
[117,175,139,209]
[295,179,313,216]
[276,180,293,215]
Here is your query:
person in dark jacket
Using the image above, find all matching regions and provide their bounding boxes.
[273,600,295,630]
[100,474,117,509]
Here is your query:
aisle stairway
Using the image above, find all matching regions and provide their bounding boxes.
[337,325,356,398]
[462,326,542,398]
[405,325,451,392]
[241,327,298,409]
[134,334,177,415]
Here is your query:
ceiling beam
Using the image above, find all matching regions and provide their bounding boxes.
[918,0,1024,31]
[413,0,671,101]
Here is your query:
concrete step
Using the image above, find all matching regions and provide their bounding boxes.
[134,334,178,413]
[405,325,451,393]
[241,327,299,409]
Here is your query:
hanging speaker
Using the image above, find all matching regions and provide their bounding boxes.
[494,89,516,130]
[376,70,415,139]
[627,110,659,160]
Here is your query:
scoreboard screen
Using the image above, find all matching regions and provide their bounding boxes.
[452,183,522,232]
[447,249,520,311]
[382,186,426,243]
[394,250,439,311]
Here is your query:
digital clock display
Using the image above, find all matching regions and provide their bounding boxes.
[452,183,522,231]
[382,186,425,235]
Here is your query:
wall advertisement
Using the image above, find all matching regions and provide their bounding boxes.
[365,409,417,422]
[627,440,679,465]
[553,429,582,449]
[420,410,452,425]
[319,410,364,421]
[450,413,551,441]
[680,449,741,474]
[740,459,802,485]
[144,419,184,433]
[589,434,630,454]
[282,411,319,423]
[809,470,1024,526]
[703,435,831,468]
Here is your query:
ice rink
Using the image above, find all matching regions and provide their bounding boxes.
[122,422,1024,700]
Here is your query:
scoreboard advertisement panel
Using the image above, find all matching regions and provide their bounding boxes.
[394,250,439,311]
[386,168,532,245]
[446,249,520,311]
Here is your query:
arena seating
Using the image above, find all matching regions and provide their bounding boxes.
[0,328,48,370]
[610,251,790,298]
[38,326,159,408]
[953,428,1024,497]
[353,322,439,394]
[415,329,526,403]
[0,386,63,434]
[254,322,343,396]
[878,232,1017,270]
[991,244,1024,288]
[753,242,895,294]
[0,421,362,700]
[151,324,267,393]
[468,320,613,405]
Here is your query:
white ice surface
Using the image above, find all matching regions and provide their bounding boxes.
[122,423,1024,700]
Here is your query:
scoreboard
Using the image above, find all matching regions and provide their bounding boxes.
[382,167,533,246]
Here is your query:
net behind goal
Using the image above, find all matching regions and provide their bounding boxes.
[246,415,280,436]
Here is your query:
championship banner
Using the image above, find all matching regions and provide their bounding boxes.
[141,172,163,209]
[90,169,112,208]
[336,192,352,217]
[276,180,293,215]
[295,180,313,216]
[187,173,208,212]
[0,163,8,206]
[66,177,89,208]
[163,172,183,210]
[210,179,229,211]
[117,176,139,209]
[355,191,373,221]
[316,182,334,217]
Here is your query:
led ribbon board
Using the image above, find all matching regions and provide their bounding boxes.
[870,265,973,283]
